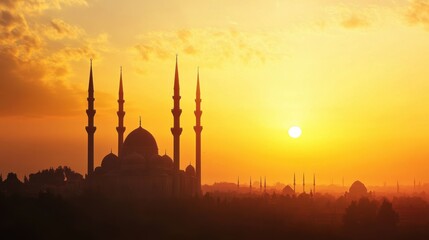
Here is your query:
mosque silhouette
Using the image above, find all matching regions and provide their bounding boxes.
[85,56,202,198]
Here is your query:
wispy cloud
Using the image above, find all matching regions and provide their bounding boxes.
[134,28,284,68]
[405,0,429,30]
[43,18,84,40]
[341,14,370,29]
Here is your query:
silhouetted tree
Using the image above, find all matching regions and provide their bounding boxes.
[3,173,24,195]
[0,189,429,239]
[376,199,398,232]
[343,201,358,227]
[63,166,83,182]
[343,198,377,234]
[28,166,83,186]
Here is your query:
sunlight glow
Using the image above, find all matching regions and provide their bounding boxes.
[288,126,302,139]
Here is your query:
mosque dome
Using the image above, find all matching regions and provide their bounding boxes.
[93,166,104,175]
[161,154,173,165]
[121,126,158,160]
[185,165,196,176]
[101,152,119,170]
[282,185,295,196]
[147,154,174,172]
[349,180,368,197]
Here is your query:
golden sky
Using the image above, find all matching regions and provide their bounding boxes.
[1,0,429,186]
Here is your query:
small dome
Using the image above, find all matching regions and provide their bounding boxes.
[282,185,295,196]
[101,152,119,170]
[185,165,196,176]
[161,154,173,163]
[93,166,104,175]
[121,126,158,160]
[160,154,174,169]
[349,180,368,197]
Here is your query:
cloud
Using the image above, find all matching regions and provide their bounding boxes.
[134,28,282,67]
[341,14,370,29]
[406,0,429,30]
[0,51,81,116]
[43,18,84,40]
[0,9,23,29]
[0,0,108,117]
[44,33,111,80]
[20,0,88,13]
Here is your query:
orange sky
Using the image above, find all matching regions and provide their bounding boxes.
[1,0,429,186]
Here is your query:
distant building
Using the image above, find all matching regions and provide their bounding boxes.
[86,57,202,198]
[345,180,369,200]
[282,185,295,196]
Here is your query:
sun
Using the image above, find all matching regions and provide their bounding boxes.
[288,126,302,139]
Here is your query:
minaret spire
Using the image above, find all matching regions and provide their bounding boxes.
[86,59,96,177]
[260,176,262,191]
[237,176,240,188]
[174,54,180,90]
[397,180,399,194]
[264,176,266,193]
[303,173,305,193]
[194,67,203,194]
[313,173,316,195]
[116,66,126,156]
[293,173,296,193]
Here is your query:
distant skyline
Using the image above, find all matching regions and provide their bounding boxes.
[2,0,429,185]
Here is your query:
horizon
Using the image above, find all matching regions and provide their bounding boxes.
[2,0,429,186]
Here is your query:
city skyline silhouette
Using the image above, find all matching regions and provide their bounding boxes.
[2,1,429,239]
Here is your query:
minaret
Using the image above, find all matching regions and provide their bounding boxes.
[116,67,126,156]
[250,177,252,193]
[194,68,203,193]
[237,177,240,188]
[85,59,96,177]
[303,173,305,193]
[171,55,183,172]
[260,176,262,191]
[293,173,296,193]
[313,174,316,194]
[397,180,399,194]
[264,176,266,193]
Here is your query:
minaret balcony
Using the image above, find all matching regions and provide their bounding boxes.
[171,108,182,115]
[171,127,183,135]
[85,126,96,134]
[86,109,96,116]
